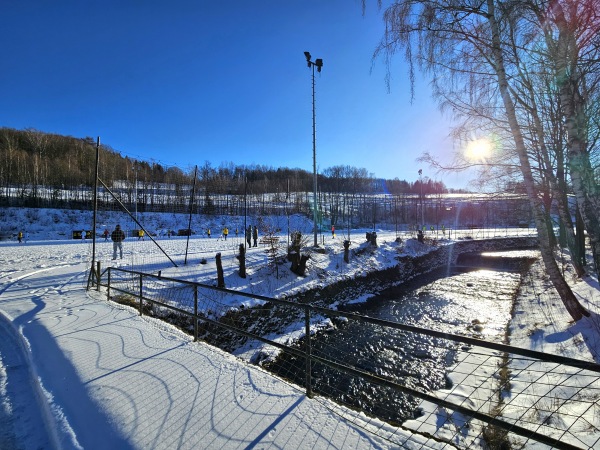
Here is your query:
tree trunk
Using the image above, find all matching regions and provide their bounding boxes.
[298,255,309,276]
[536,215,588,320]
[561,94,600,279]
[552,3,600,280]
[487,0,587,320]
[554,182,585,277]
[576,206,586,268]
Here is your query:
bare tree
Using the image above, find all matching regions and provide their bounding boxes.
[367,0,594,320]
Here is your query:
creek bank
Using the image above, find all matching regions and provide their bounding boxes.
[261,238,539,426]
[297,236,538,308]
[199,236,538,353]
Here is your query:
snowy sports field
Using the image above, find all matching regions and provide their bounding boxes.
[0,237,411,449]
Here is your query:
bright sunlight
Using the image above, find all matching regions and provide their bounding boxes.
[465,138,493,161]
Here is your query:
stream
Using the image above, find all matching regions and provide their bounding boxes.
[266,250,538,424]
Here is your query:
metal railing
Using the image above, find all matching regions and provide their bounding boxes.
[96,266,600,450]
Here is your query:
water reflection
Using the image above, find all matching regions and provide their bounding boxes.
[267,251,536,424]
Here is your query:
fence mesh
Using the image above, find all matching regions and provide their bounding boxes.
[104,266,600,450]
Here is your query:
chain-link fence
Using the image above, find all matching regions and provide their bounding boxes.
[101,267,600,450]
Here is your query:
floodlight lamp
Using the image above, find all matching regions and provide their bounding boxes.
[304,51,311,61]
[316,58,323,72]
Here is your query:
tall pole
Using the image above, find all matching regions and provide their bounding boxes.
[311,63,318,247]
[135,164,138,222]
[304,51,323,247]
[87,137,100,290]
[419,169,424,227]
[184,165,198,265]
[92,137,100,262]
[244,177,248,251]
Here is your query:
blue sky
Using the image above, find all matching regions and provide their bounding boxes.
[1,1,463,187]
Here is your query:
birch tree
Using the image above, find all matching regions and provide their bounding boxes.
[367,0,593,320]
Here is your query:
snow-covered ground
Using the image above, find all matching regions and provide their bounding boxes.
[0,207,598,449]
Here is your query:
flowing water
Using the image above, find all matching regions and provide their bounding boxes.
[267,250,538,424]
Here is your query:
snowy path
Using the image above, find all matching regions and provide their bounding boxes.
[0,247,398,449]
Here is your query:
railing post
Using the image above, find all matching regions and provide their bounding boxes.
[139,273,143,316]
[96,261,101,291]
[305,305,313,398]
[107,268,111,301]
[194,285,198,342]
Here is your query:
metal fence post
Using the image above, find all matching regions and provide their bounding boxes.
[305,305,313,398]
[139,273,143,316]
[96,261,101,291]
[194,285,198,342]
[107,268,111,301]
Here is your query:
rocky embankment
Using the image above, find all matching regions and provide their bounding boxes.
[299,236,538,309]
[200,236,538,352]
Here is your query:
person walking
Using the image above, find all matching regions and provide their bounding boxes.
[222,227,229,241]
[331,225,335,239]
[138,229,145,240]
[206,228,211,238]
[111,224,125,260]
[103,229,109,241]
[253,225,258,247]
[17,230,23,244]
[246,226,252,248]
[81,230,86,241]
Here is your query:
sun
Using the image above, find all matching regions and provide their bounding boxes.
[465,138,493,161]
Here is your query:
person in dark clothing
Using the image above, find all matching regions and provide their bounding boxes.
[111,224,125,259]
[253,226,258,247]
[246,226,252,248]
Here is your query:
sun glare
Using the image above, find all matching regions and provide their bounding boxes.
[465,138,493,161]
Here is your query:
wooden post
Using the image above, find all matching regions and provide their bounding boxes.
[238,244,246,278]
[343,240,350,263]
[216,253,225,288]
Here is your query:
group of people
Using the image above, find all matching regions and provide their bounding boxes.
[204,225,258,246]
[246,225,258,247]
[206,227,231,240]
[47,222,262,261]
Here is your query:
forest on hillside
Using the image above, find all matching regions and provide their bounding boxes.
[0,127,451,212]
[0,127,536,240]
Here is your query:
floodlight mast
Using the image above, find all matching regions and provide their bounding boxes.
[304,51,323,247]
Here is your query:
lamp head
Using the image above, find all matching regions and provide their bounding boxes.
[315,58,323,72]
[304,51,311,61]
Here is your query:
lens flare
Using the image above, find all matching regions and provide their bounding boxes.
[465,138,493,161]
